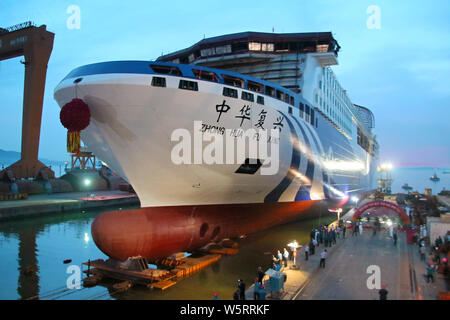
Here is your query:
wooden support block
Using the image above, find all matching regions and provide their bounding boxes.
[152,280,176,290]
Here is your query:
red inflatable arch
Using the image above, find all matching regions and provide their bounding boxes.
[352,200,410,225]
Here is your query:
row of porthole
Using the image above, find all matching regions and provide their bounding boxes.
[199,223,221,240]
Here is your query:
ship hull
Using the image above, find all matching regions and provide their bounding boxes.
[92,200,321,261]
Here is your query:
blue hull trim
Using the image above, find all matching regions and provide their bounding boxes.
[264,113,301,203]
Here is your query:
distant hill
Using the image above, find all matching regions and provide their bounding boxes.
[0,149,66,168]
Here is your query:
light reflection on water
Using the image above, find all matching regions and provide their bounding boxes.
[0,203,335,300]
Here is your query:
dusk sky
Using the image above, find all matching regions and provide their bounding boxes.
[1,0,449,168]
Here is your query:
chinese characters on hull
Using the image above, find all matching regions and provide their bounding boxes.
[235,105,251,127]
[215,100,230,123]
[214,100,284,133]
[273,116,284,132]
[255,110,267,130]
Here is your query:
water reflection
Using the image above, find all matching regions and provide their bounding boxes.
[17,230,40,300]
[0,205,138,300]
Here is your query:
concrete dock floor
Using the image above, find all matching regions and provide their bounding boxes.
[246,230,448,300]
[0,190,139,220]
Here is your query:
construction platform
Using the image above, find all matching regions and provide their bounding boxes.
[82,249,234,292]
[0,190,139,221]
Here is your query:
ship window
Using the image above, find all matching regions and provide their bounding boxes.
[211,226,221,240]
[249,42,261,51]
[305,105,310,122]
[150,64,182,76]
[215,45,231,54]
[257,95,264,105]
[310,109,315,126]
[222,74,244,88]
[179,80,198,91]
[285,94,290,104]
[151,76,166,87]
[317,44,329,53]
[315,118,318,128]
[276,90,284,101]
[200,223,209,238]
[261,43,274,51]
[235,158,262,174]
[288,107,293,115]
[275,42,289,52]
[241,91,254,102]
[247,81,263,93]
[200,47,215,57]
[290,96,295,106]
[265,86,275,97]
[223,87,238,98]
[232,42,249,52]
[192,69,218,82]
[299,103,304,118]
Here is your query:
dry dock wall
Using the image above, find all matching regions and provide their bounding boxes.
[0,196,140,221]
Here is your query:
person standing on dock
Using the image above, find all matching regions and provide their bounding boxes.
[359,222,363,235]
[310,229,316,240]
[257,266,265,284]
[342,225,347,239]
[283,248,289,267]
[319,249,327,268]
[331,228,337,244]
[426,263,436,283]
[352,222,358,237]
[420,245,427,261]
[309,240,315,255]
[253,278,261,300]
[238,279,246,300]
[277,250,283,262]
[305,243,310,261]
[379,284,388,300]
[393,232,398,246]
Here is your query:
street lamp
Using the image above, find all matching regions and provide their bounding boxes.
[287,240,301,270]
[351,196,359,208]
[337,208,343,221]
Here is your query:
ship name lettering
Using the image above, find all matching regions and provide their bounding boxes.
[200,123,225,135]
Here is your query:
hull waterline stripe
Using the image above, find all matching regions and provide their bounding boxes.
[303,121,331,199]
[291,117,315,190]
[264,112,301,203]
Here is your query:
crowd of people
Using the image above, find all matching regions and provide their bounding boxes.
[228,219,450,300]
[419,232,450,285]
[230,222,350,300]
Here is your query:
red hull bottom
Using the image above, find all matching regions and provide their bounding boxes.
[92,201,319,261]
